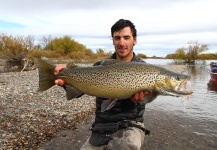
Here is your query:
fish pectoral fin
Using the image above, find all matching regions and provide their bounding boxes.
[101,99,118,112]
[143,90,159,104]
[65,85,84,100]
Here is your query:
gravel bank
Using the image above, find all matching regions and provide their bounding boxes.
[1,64,214,150]
[0,69,95,149]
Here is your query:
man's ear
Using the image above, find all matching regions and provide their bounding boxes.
[133,37,137,45]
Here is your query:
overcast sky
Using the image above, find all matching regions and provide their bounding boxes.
[0,0,217,57]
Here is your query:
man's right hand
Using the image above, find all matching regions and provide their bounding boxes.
[54,64,66,86]
[130,91,150,102]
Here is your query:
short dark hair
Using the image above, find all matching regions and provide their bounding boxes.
[111,19,137,38]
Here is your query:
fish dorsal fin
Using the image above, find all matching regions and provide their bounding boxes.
[66,62,77,68]
[99,59,122,66]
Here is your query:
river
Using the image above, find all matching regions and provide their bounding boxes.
[143,59,217,149]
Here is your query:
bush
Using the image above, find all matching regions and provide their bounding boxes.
[0,34,33,71]
[28,50,63,59]
[137,53,147,58]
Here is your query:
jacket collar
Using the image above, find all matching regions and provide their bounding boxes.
[110,52,138,61]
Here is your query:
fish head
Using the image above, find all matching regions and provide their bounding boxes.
[155,71,193,96]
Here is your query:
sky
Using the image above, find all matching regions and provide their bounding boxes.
[0,0,217,57]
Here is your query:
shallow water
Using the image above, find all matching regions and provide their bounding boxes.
[144,59,217,149]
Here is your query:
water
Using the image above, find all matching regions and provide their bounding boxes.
[145,59,217,118]
[143,59,217,149]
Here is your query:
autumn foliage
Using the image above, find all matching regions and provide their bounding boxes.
[0,33,112,71]
[166,41,216,63]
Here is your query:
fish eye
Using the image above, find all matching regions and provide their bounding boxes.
[171,76,180,81]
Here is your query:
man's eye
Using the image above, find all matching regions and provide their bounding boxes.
[113,37,120,40]
[124,36,131,40]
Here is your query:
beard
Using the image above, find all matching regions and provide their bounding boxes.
[116,46,133,59]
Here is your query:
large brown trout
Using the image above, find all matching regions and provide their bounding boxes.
[36,58,193,112]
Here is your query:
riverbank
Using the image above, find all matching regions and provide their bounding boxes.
[1,67,216,149]
[38,108,217,150]
[0,69,95,149]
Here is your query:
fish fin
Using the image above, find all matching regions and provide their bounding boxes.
[65,85,84,100]
[35,58,56,91]
[66,62,77,68]
[101,99,118,112]
[99,59,122,66]
[160,65,187,74]
[143,90,159,104]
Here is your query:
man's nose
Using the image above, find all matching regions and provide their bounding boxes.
[119,38,125,45]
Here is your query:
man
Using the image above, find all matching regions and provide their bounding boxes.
[55,19,149,150]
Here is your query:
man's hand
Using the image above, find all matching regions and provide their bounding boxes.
[54,64,66,86]
[130,91,150,102]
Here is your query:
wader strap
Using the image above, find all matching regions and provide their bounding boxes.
[119,121,150,135]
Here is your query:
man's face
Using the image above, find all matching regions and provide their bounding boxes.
[112,27,136,61]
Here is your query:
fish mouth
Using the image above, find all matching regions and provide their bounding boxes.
[173,79,193,95]
[158,78,193,97]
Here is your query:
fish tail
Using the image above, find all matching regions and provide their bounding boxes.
[36,58,57,91]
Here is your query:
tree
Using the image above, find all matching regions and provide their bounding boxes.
[198,53,217,59]
[26,35,35,50]
[175,48,186,60]
[44,35,88,55]
[184,41,208,63]
[165,54,176,59]
[40,35,53,49]
[173,41,208,63]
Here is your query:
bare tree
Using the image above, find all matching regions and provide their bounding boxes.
[174,41,209,63]
[26,35,35,50]
[40,35,52,49]
[185,41,208,63]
